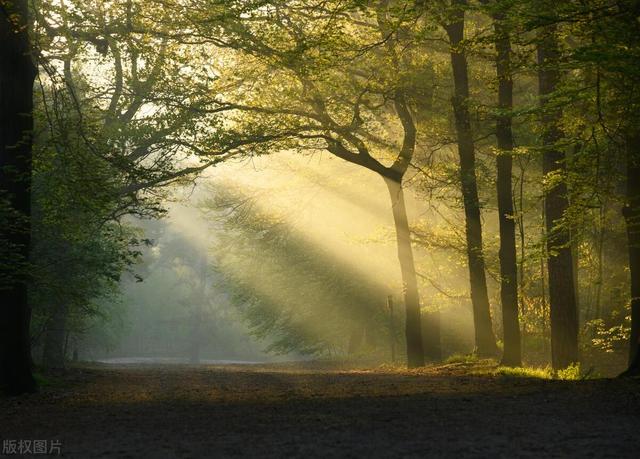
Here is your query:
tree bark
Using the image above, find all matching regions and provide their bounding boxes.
[324,91,427,368]
[385,178,425,368]
[445,1,499,357]
[621,132,640,376]
[492,12,522,367]
[0,0,37,394]
[421,310,441,362]
[42,304,68,369]
[537,25,579,370]
[386,295,397,363]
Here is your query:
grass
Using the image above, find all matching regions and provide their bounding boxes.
[488,363,593,380]
[34,372,54,387]
[492,366,554,379]
[33,371,66,388]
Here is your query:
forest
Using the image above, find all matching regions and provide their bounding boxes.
[1,0,640,457]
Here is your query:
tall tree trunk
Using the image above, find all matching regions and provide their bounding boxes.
[618,1,640,377]
[540,204,550,358]
[386,295,397,363]
[537,25,579,370]
[445,1,499,357]
[385,178,425,368]
[492,12,522,367]
[421,310,441,362]
[42,304,68,369]
[621,132,640,376]
[0,0,37,394]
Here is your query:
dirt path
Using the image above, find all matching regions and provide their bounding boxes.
[1,362,639,458]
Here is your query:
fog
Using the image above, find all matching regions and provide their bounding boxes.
[80,152,478,364]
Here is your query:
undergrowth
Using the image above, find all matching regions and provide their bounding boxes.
[489,363,595,380]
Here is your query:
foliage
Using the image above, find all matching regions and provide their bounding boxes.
[491,363,589,380]
[84,216,270,361]
[206,184,391,357]
[586,318,630,354]
[8,0,638,371]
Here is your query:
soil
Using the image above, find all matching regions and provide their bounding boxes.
[1,361,639,458]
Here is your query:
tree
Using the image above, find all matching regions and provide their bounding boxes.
[184,0,434,366]
[0,0,37,394]
[482,0,522,365]
[610,0,640,377]
[622,131,640,376]
[537,17,579,370]
[28,0,237,369]
[29,80,149,369]
[443,0,499,357]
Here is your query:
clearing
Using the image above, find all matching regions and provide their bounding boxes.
[1,362,639,458]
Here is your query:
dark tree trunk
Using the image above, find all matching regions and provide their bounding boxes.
[386,295,397,363]
[492,13,522,367]
[537,26,579,370]
[621,132,640,377]
[445,1,499,357]
[421,310,441,362]
[385,178,425,368]
[618,2,640,377]
[42,305,68,369]
[0,0,37,394]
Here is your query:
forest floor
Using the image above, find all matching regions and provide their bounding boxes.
[1,361,639,458]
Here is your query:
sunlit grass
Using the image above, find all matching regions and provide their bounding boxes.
[492,366,554,379]
[487,363,593,380]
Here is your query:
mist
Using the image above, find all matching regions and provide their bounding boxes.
[79,152,478,364]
